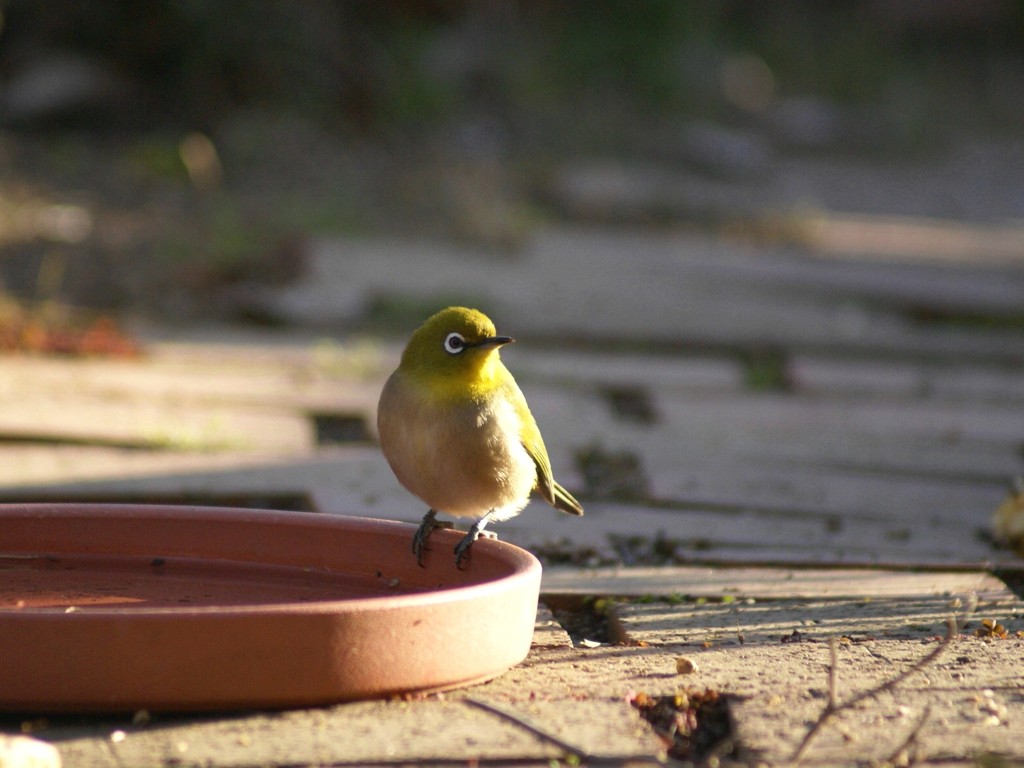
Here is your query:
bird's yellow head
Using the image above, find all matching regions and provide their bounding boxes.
[398,306,514,396]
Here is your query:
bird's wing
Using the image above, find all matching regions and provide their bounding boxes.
[503,378,555,503]
[507,378,583,516]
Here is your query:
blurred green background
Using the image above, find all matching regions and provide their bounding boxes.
[6,1,1021,132]
[0,0,1021,333]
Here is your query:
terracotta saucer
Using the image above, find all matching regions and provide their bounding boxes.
[0,504,541,712]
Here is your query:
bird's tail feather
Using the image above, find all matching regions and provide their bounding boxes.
[553,481,584,516]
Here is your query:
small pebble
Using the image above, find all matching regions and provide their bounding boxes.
[675,656,698,675]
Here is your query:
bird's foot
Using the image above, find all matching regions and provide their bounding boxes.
[453,531,477,570]
[454,515,496,570]
[412,509,453,567]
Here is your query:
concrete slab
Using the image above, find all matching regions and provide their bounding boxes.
[545,147,1024,249]
[542,566,1011,601]
[0,735,60,768]
[0,330,1018,571]
[611,582,1024,765]
[49,701,570,767]
[0,446,1012,569]
[275,227,1024,363]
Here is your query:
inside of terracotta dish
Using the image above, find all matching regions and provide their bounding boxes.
[0,552,426,610]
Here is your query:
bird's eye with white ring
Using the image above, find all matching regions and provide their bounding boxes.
[443,332,466,355]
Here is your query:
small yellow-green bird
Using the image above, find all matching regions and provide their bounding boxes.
[377,306,583,567]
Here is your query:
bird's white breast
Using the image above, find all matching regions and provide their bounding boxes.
[377,374,536,520]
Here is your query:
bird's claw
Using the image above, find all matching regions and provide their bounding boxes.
[453,532,477,570]
[411,510,453,567]
[454,530,497,570]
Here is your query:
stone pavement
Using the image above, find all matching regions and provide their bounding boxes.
[0,178,1023,766]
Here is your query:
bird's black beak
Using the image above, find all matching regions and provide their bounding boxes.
[476,335,514,349]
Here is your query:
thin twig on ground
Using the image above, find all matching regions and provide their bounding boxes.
[883,704,932,766]
[463,696,664,766]
[792,596,974,764]
[828,637,839,711]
